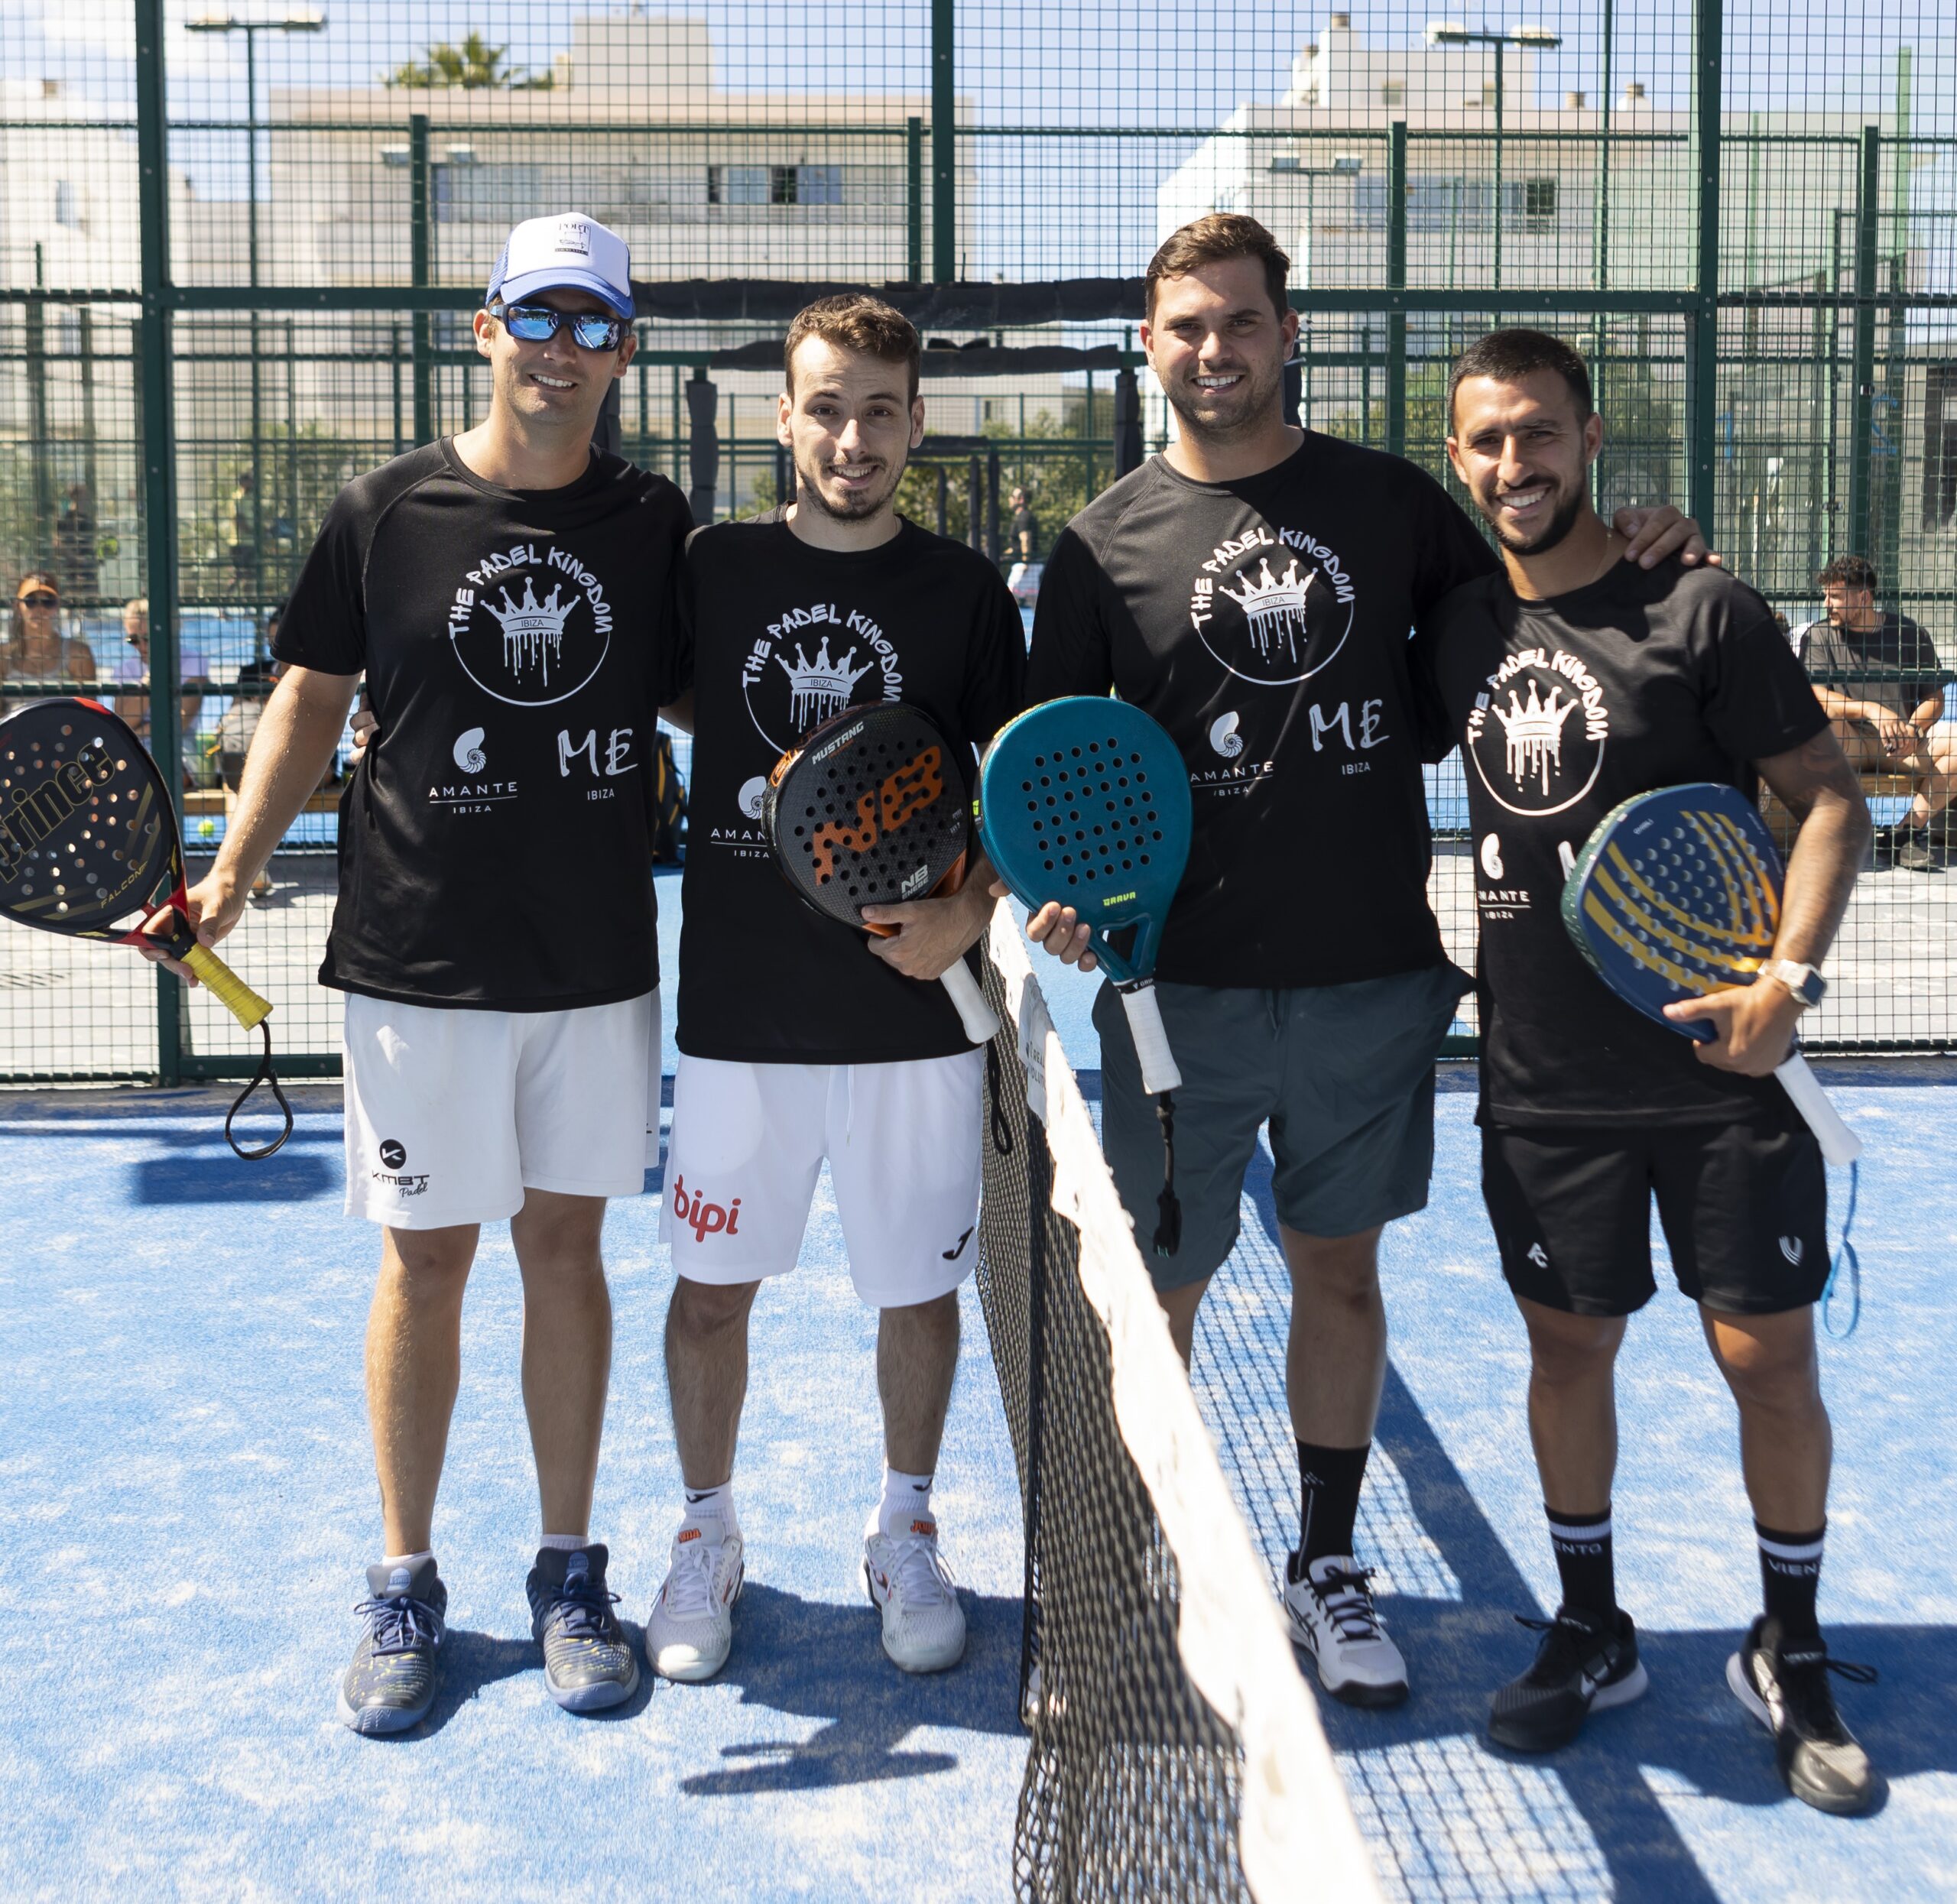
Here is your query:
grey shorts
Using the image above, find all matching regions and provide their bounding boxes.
[1093,964,1469,1293]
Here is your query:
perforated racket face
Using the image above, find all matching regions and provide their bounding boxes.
[762,703,971,926]
[0,699,177,938]
[978,697,1193,984]
[1561,781,1782,1036]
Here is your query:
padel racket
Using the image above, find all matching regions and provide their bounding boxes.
[978,696,1193,1252]
[1563,782,1860,1330]
[763,702,1001,1046]
[0,698,291,1158]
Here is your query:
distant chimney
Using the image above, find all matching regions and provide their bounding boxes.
[41,77,59,99]
[1565,89,1586,109]
[1623,80,1647,103]
[1329,11,1352,25]
[553,50,574,89]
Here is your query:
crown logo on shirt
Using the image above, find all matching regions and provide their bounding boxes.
[1493,678,1579,795]
[1218,556,1316,663]
[777,636,874,730]
[486,577,576,683]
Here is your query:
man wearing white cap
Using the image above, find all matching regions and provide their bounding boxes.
[154,214,690,1732]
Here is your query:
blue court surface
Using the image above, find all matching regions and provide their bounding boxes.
[3,900,1955,1900]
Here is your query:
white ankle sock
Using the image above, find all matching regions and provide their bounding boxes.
[539,1533,590,1552]
[684,1481,735,1529]
[879,1468,935,1536]
[381,1549,433,1571]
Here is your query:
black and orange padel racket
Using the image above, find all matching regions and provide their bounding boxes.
[762,702,1000,1045]
[0,697,290,1157]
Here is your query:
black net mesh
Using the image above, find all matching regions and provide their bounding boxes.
[975,937,1249,1903]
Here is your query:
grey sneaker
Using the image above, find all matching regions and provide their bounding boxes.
[1728,1616,1879,1815]
[526,1546,639,1713]
[338,1556,447,1735]
[1488,1607,1648,1752]
[1895,832,1937,872]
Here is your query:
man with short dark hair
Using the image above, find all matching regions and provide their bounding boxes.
[153,212,687,1734]
[1417,326,1876,1812]
[1796,554,1955,871]
[644,293,1024,1684]
[1023,214,1710,1709]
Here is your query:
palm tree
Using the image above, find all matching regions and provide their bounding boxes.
[385,31,551,90]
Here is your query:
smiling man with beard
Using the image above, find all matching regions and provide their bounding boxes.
[1413,329,1874,1810]
[1023,216,1712,1711]
[643,295,1024,1685]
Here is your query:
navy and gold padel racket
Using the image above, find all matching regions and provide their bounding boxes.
[1563,782,1860,1329]
[0,697,291,1158]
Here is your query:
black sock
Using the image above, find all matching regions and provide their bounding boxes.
[1757,1520,1826,1643]
[1292,1441,1371,1576]
[1545,1506,1617,1623]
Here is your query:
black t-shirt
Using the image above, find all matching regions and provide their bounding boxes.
[1026,433,1498,988]
[1011,507,1040,556]
[672,511,1026,1063]
[274,439,691,1010]
[1798,611,1952,721]
[1413,558,1829,1127]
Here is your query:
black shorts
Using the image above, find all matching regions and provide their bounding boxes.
[1481,1111,1829,1318]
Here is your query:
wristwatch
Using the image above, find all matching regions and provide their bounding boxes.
[1761,958,1827,1009]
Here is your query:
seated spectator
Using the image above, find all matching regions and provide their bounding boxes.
[1796,555,1956,871]
[113,597,207,783]
[213,603,294,901]
[2,571,95,711]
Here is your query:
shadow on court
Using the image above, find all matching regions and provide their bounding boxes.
[673,1582,1025,1795]
[1202,1134,1957,1901]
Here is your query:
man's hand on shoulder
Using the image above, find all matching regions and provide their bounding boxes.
[1663,980,1802,1075]
[1613,504,1722,572]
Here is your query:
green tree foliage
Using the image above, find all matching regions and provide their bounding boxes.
[385,32,552,90]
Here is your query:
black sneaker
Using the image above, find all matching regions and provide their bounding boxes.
[339,1557,447,1735]
[1727,1616,1878,1814]
[526,1545,640,1713]
[1488,1607,1648,1753]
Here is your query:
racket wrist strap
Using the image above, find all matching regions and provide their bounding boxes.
[1151,1092,1181,1257]
[224,1020,294,1162]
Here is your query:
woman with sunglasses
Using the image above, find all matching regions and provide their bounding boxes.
[3,572,96,711]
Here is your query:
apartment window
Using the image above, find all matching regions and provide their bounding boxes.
[706,165,769,206]
[768,164,843,206]
[1926,364,1957,530]
[1381,82,1404,105]
[54,180,80,228]
[1520,177,1559,225]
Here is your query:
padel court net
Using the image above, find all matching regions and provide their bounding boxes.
[972,915,1381,1904]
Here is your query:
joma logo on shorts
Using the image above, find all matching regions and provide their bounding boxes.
[671,1175,742,1242]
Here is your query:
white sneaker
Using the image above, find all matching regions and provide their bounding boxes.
[645,1516,744,1683]
[864,1515,966,1674]
[1282,1553,1408,1708]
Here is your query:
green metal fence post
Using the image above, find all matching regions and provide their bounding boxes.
[25,259,50,565]
[410,113,433,445]
[136,0,183,1083]
[1386,121,1407,459]
[1686,0,1722,534]
[930,0,955,282]
[1849,125,1881,565]
[906,115,923,284]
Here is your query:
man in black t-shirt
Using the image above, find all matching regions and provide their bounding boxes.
[1008,487,1040,560]
[642,297,1024,1686]
[1417,329,1876,1811]
[149,213,688,1734]
[1796,554,1957,870]
[1024,214,1709,1711]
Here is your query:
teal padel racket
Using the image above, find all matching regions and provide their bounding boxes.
[980,696,1193,1250]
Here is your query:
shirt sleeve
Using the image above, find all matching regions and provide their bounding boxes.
[962,566,1028,747]
[1704,586,1830,764]
[652,501,699,708]
[1024,524,1115,704]
[1407,467,1500,617]
[271,485,371,676]
[1897,616,1955,693]
[1407,605,1461,766]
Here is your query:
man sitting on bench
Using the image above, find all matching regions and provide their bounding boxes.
[1796,555,1955,871]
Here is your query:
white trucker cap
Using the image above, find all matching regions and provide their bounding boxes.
[486,212,634,320]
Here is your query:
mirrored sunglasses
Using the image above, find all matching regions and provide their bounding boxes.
[492,303,628,351]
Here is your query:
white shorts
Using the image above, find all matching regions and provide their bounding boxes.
[660,1051,984,1307]
[343,990,660,1229]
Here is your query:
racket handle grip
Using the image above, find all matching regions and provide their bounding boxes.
[940,960,1001,1045]
[1116,978,1181,1095]
[1775,1052,1861,1166]
[183,941,274,1033]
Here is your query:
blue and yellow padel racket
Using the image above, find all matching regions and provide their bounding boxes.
[1563,782,1861,1327]
[979,696,1193,1250]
